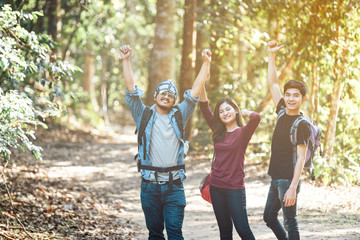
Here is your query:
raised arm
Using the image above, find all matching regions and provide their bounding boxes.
[268,41,284,106]
[120,45,135,92]
[199,76,210,102]
[190,49,211,98]
[241,109,261,142]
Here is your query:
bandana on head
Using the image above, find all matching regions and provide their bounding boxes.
[153,79,178,100]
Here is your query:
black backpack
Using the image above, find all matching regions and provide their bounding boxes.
[134,106,186,176]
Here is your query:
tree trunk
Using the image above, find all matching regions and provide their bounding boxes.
[29,0,43,32]
[268,11,280,41]
[46,0,62,89]
[83,53,99,112]
[208,0,221,95]
[62,5,84,61]
[100,55,110,127]
[323,78,342,160]
[309,4,320,120]
[194,0,207,139]
[46,0,61,43]
[145,0,176,105]
[195,0,205,77]
[309,55,319,120]
[323,0,348,161]
[179,0,196,101]
[179,0,196,140]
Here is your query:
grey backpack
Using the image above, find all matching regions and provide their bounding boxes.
[277,108,322,180]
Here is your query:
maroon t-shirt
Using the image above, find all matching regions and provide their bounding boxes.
[199,101,261,189]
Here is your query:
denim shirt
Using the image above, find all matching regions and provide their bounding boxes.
[125,86,199,181]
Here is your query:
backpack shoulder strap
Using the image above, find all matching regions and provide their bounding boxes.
[137,107,153,145]
[173,105,184,139]
[289,115,311,167]
[276,108,286,122]
[289,115,307,144]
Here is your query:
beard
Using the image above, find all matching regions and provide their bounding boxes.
[154,97,174,112]
[154,96,174,113]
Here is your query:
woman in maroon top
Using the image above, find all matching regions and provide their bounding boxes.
[200,86,261,240]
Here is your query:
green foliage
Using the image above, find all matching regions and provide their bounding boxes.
[0,5,79,95]
[49,0,157,127]
[0,90,45,160]
[0,4,79,161]
[6,1,359,185]
[195,0,360,185]
[65,91,105,127]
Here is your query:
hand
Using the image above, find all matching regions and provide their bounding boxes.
[241,109,251,118]
[120,45,132,60]
[202,49,212,63]
[268,41,284,53]
[283,187,296,207]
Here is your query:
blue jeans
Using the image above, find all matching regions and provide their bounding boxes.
[263,179,301,240]
[210,186,255,240]
[141,181,186,240]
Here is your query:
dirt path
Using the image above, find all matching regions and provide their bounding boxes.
[111,134,360,240]
[4,126,360,239]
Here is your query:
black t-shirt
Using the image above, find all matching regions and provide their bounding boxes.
[268,98,310,180]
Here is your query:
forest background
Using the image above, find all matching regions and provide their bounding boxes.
[1,0,360,188]
[1,0,360,239]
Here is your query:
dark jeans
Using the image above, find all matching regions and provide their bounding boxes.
[141,181,186,240]
[210,186,255,240]
[263,179,301,240]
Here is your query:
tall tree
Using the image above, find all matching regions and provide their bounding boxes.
[195,0,206,77]
[100,55,110,127]
[323,0,349,160]
[83,53,99,112]
[179,0,197,140]
[46,0,61,44]
[145,0,176,105]
[308,3,322,123]
[208,0,222,95]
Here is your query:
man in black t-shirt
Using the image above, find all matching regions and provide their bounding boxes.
[263,41,310,240]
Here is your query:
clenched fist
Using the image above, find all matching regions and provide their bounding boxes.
[202,49,212,63]
[268,41,284,53]
[120,45,132,60]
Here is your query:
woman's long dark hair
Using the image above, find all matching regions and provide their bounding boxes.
[212,98,243,144]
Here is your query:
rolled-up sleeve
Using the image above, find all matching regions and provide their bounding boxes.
[125,86,145,124]
[183,89,199,105]
[177,89,199,124]
[125,85,144,97]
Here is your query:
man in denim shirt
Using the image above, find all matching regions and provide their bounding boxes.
[120,45,211,239]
